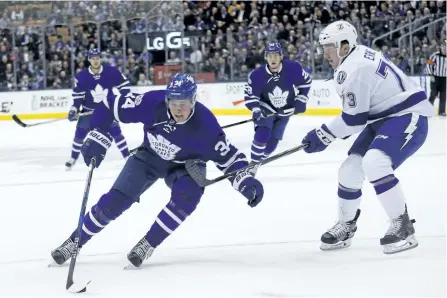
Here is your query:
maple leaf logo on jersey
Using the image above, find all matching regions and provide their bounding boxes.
[147,133,181,161]
[91,84,108,103]
[268,86,289,108]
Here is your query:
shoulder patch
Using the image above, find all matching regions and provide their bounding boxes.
[337,71,347,84]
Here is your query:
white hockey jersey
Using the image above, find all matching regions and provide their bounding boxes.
[326,45,435,139]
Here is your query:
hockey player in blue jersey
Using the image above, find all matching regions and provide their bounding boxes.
[65,49,130,170]
[51,73,264,268]
[301,21,435,254]
[244,42,312,175]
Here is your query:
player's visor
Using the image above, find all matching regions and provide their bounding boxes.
[167,98,194,110]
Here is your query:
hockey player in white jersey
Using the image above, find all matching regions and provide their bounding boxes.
[301,21,435,254]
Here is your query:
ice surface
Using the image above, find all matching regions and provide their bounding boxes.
[0,116,445,297]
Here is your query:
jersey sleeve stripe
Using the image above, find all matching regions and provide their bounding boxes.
[218,157,248,173]
[244,99,259,105]
[113,93,121,122]
[296,83,312,88]
[214,150,243,168]
[116,81,130,88]
[72,92,86,95]
[341,111,369,126]
[295,95,309,103]
[368,91,426,121]
[245,94,260,99]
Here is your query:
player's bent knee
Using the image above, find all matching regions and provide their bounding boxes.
[265,138,279,155]
[254,126,272,144]
[171,176,203,215]
[95,189,136,222]
[362,149,394,182]
[338,154,365,189]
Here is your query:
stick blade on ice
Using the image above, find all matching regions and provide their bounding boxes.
[67,280,91,293]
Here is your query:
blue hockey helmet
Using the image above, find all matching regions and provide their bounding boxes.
[87,48,101,59]
[165,73,197,108]
[265,42,283,59]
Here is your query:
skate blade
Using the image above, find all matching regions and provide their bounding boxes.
[383,235,418,254]
[48,262,65,267]
[123,263,142,270]
[320,239,352,251]
[48,258,67,267]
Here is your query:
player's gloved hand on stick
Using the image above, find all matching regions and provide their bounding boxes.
[302,124,335,153]
[233,170,264,207]
[68,106,79,122]
[252,107,264,122]
[294,96,307,114]
[81,128,112,168]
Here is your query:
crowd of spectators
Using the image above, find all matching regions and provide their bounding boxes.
[0,1,445,91]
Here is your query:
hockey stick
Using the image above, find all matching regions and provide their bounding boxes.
[221,108,295,129]
[128,111,291,155]
[219,113,273,129]
[12,111,93,128]
[185,143,309,187]
[66,158,96,293]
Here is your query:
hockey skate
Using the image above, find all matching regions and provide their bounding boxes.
[65,158,77,171]
[51,237,76,265]
[380,206,418,254]
[320,209,361,251]
[125,237,155,269]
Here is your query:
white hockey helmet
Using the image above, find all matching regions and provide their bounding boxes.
[318,20,358,55]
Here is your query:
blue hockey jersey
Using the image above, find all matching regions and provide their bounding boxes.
[90,89,248,174]
[72,65,130,111]
[244,60,312,116]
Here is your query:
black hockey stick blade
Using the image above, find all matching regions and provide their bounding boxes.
[66,158,96,293]
[67,280,91,293]
[11,114,28,127]
[12,111,93,128]
[13,116,65,127]
[186,143,309,187]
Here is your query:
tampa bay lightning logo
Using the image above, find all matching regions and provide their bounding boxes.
[337,71,347,84]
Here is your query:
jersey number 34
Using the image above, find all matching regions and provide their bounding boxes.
[121,94,143,109]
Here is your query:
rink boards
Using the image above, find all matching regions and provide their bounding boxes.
[0,76,431,120]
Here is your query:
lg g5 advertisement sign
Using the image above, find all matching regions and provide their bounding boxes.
[146,32,191,50]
